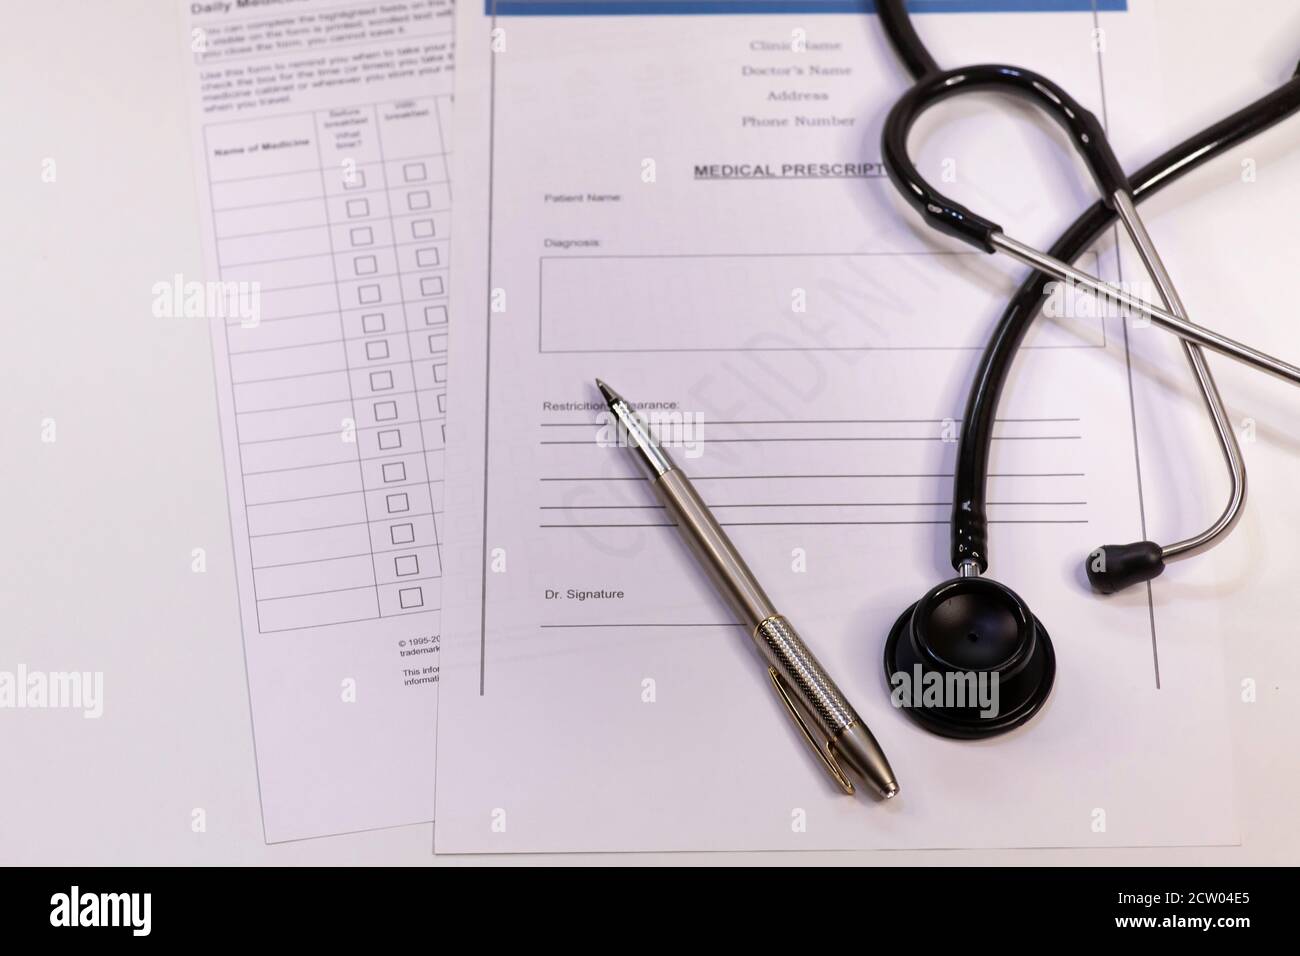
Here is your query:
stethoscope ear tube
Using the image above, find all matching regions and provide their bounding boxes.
[881,63,1128,253]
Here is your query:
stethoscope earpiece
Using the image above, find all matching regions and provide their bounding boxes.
[1085,541,1166,594]
[884,577,1055,739]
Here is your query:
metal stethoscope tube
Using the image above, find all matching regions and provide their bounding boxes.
[988,232,1300,388]
[982,188,1257,567]
[1108,190,1246,562]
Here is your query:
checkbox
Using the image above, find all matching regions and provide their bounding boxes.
[424,304,447,325]
[373,400,398,422]
[358,284,381,305]
[403,162,427,182]
[415,247,440,268]
[343,169,366,189]
[398,586,424,609]
[350,226,373,246]
[370,370,394,391]
[437,392,447,413]
[386,493,410,514]
[354,255,378,276]
[361,313,385,333]
[407,191,431,211]
[420,276,444,297]
[411,219,435,239]
[378,429,402,450]
[428,333,446,353]
[365,339,390,361]
[382,461,407,483]
[433,363,447,383]
[394,554,420,577]
[390,523,415,545]
[346,198,369,218]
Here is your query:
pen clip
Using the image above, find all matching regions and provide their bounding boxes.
[767,667,855,795]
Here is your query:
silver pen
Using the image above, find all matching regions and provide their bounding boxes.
[596,379,899,799]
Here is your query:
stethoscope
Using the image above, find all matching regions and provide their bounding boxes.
[875,0,1300,738]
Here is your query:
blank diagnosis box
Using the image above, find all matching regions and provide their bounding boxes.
[424,304,447,325]
[362,313,385,333]
[538,253,1105,352]
[350,226,374,246]
[415,247,439,267]
[394,554,419,577]
[346,198,370,218]
[411,219,435,239]
[407,191,431,211]
[390,523,415,545]
[386,493,410,513]
[373,400,398,421]
[419,276,444,297]
[403,162,427,182]
[398,587,423,609]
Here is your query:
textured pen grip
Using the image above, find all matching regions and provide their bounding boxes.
[754,615,857,735]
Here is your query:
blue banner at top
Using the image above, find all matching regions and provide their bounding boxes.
[487,0,1126,16]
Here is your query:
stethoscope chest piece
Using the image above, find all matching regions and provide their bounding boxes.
[884,577,1055,739]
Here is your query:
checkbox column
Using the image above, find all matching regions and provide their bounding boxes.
[370,101,453,617]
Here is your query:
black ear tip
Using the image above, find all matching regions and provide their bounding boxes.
[1086,541,1165,594]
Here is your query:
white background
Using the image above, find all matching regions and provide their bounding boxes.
[0,0,1296,864]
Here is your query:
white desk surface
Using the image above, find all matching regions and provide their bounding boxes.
[2,0,1296,865]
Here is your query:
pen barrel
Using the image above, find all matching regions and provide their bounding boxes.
[653,464,894,795]
[654,470,777,626]
[653,470,861,738]
[754,615,859,737]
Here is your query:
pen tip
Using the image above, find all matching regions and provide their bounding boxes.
[594,377,620,407]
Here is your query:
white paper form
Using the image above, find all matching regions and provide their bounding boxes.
[181,0,454,842]
[435,1,1240,852]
